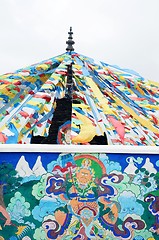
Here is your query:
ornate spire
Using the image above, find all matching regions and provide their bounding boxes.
[66,27,75,52]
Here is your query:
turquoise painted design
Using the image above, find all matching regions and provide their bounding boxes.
[0,152,159,239]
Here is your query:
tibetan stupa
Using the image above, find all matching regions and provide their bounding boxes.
[0,27,159,145]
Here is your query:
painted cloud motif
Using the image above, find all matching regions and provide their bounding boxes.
[32,197,65,222]
[118,191,144,220]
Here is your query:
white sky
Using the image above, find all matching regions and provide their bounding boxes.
[0,0,159,82]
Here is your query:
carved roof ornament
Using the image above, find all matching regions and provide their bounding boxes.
[66,27,75,52]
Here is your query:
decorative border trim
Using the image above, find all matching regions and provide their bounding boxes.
[0,144,159,154]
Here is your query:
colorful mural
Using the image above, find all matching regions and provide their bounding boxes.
[0,151,159,239]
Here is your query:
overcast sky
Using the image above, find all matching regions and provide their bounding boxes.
[0,0,159,82]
